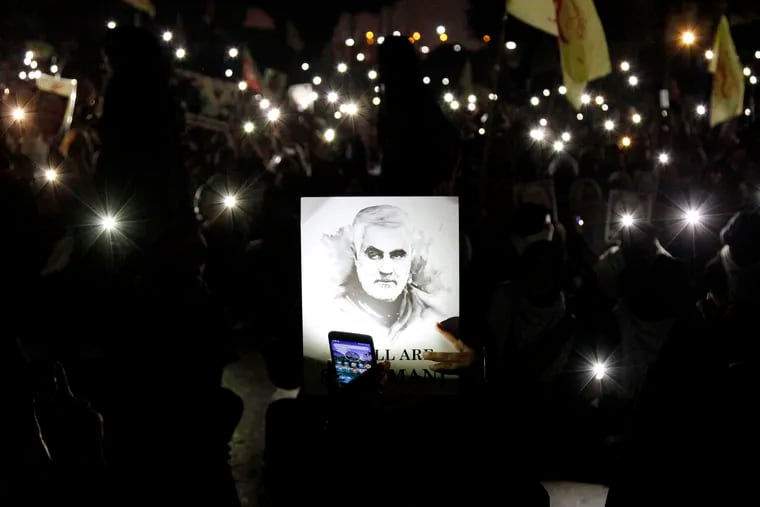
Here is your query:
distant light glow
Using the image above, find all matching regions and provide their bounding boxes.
[604,120,615,131]
[696,104,707,116]
[539,118,548,127]
[658,152,670,164]
[366,31,374,39]
[301,62,310,71]
[453,44,462,52]
[756,50,760,60]
[223,195,237,209]
[704,49,714,60]
[324,128,336,143]
[106,20,117,30]
[581,94,591,105]
[443,92,454,103]
[25,50,33,60]
[576,113,584,121]
[467,94,477,103]
[162,31,173,42]
[680,30,696,46]
[506,41,517,50]
[29,60,38,69]
[488,93,498,101]
[12,107,24,121]
[621,214,634,227]
[327,91,339,103]
[343,102,358,115]
[744,67,752,77]
[529,128,545,141]
[243,121,255,134]
[751,76,758,85]
[312,75,322,85]
[334,111,342,119]
[44,168,58,182]
[530,96,540,106]
[356,52,365,62]
[620,61,630,72]
[436,25,446,35]
[467,103,476,111]
[238,81,248,91]
[225,69,233,77]
[684,209,701,225]
[592,362,607,380]
[601,104,609,111]
[543,89,551,97]
[367,69,378,80]
[558,85,567,95]
[175,47,186,60]
[18,71,27,80]
[228,47,239,58]
[620,136,632,148]
[259,98,271,110]
[595,95,605,105]
[478,127,486,135]
[421,45,430,54]
[561,132,571,142]
[372,96,381,106]
[745,108,752,117]
[101,215,117,232]
[442,77,450,85]
[377,36,385,44]
[439,33,448,42]
[266,108,281,122]
[412,32,421,41]
[628,75,639,86]
[553,140,565,152]
[632,113,642,124]
[345,38,355,47]
[337,62,348,73]
[392,31,401,37]
[423,76,431,84]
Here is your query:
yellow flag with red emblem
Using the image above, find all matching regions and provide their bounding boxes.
[709,16,745,127]
[555,0,611,109]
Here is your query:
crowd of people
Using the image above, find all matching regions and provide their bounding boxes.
[2,22,759,506]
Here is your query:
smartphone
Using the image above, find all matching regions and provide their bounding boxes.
[328,331,376,386]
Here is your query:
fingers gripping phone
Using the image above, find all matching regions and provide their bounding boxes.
[328,332,376,386]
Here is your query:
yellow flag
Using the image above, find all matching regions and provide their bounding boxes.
[506,0,558,36]
[556,0,611,109]
[709,16,744,127]
[122,0,156,18]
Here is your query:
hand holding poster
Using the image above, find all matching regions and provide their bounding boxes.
[301,197,460,394]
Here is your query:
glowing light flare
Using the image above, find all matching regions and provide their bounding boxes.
[684,209,701,225]
[449,100,460,110]
[259,98,271,110]
[478,128,486,135]
[436,25,446,35]
[443,92,454,103]
[175,47,187,60]
[620,136,632,148]
[539,118,548,127]
[372,96,381,106]
[628,75,639,86]
[581,94,591,105]
[561,132,571,142]
[483,34,491,43]
[243,121,255,134]
[324,128,336,143]
[453,44,462,52]
[620,61,630,72]
[680,30,696,46]
[705,49,714,60]
[604,120,615,131]
[621,214,635,227]
[356,53,365,62]
[25,50,33,60]
[312,76,322,86]
[601,104,609,112]
[696,104,707,116]
[467,94,477,103]
[442,77,450,85]
[751,76,758,85]
[412,32,421,41]
[162,31,173,42]
[632,113,642,124]
[345,38,355,47]
[368,70,378,80]
[421,46,430,54]
[553,141,565,152]
[342,102,358,116]
[326,91,339,103]
[224,69,233,78]
[592,362,607,380]
[744,67,752,77]
[44,168,58,183]
[106,20,117,30]
[266,108,281,122]
[558,86,567,95]
[228,47,239,58]
[237,81,248,91]
[423,76,431,84]
[506,41,517,50]
[337,62,348,73]
[467,103,476,111]
[366,31,374,40]
[542,89,551,97]
[529,128,545,141]
[377,36,385,44]
[223,195,238,209]
[100,215,118,232]
[530,96,540,106]
[439,33,448,42]
[658,152,670,164]
[576,113,584,121]
[301,62,310,71]
[12,107,25,121]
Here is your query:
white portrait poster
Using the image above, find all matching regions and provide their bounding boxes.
[301,196,460,394]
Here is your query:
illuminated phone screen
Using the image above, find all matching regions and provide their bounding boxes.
[330,339,375,385]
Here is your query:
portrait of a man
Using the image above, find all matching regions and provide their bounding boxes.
[300,197,460,392]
